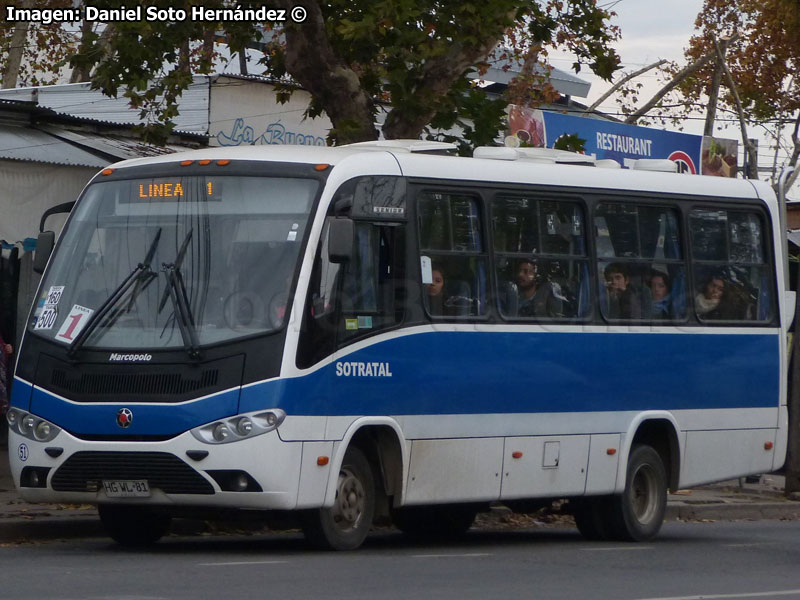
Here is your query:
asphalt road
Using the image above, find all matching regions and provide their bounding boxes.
[2,520,800,600]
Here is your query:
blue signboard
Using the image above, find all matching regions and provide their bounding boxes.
[508,105,737,177]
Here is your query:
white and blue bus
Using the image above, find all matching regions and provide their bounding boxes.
[7,142,789,549]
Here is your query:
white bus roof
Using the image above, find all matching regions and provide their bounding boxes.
[102,144,770,203]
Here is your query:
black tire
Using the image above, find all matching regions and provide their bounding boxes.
[301,446,375,551]
[609,444,667,541]
[572,497,613,541]
[98,504,171,547]
[391,504,477,538]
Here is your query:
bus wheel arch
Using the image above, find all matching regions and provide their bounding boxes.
[324,420,407,509]
[301,445,376,550]
[609,416,680,541]
[629,417,681,493]
[306,420,406,550]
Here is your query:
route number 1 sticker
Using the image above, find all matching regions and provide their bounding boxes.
[55,305,94,343]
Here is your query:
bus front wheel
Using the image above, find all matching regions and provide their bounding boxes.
[611,444,667,541]
[301,446,375,551]
[98,504,171,547]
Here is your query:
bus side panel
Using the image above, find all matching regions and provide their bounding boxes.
[500,435,590,500]
[296,441,334,508]
[680,428,778,488]
[585,434,622,495]
[404,438,503,504]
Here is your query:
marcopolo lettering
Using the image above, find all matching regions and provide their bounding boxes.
[109,353,153,362]
[335,361,393,377]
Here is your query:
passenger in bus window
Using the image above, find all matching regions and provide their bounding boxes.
[426,266,471,317]
[604,263,641,319]
[695,274,749,320]
[648,270,671,320]
[426,267,447,316]
[515,259,563,318]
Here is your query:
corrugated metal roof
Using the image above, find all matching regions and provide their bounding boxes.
[472,55,591,98]
[36,125,192,160]
[0,77,210,134]
[0,125,110,167]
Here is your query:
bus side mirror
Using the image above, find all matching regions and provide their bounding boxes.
[33,231,55,274]
[328,218,354,263]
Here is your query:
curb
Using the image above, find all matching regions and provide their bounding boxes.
[666,501,800,522]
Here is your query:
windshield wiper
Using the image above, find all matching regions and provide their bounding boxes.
[67,228,162,358]
[159,229,201,359]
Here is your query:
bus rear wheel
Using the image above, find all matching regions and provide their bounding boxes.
[301,446,375,551]
[98,504,171,547]
[609,444,667,541]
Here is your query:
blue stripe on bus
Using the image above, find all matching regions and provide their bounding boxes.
[243,330,780,416]
[18,331,780,436]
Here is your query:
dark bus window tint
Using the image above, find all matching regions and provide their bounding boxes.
[595,204,682,260]
[690,209,772,322]
[729,212,765,263]
[595,203,686,322]
[492,197,540,253]
[418,192,487,318]
[423,256,488,317]
[540,201,585,255]
[496,257,590,319]
[690,209,728,261]
[418,192,482,252]
[493,196,589,320]
[598,261,688,321]
[595,204,639,258]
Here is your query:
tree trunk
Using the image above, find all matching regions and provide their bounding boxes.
[712,38,758,179]
[2,0,34,89]
[69,19,95,83]
[275,0,377,144]
[786,113,800,193]
[703,39,728,136]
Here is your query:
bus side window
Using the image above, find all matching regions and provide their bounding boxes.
[337,222,404,344]
[417,192,488,318]
[492,196,589,320]
[595,203,686,322]
[690,209,773,322]
[298,219,405,368]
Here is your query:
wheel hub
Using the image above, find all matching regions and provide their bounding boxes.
[333,468,365,530]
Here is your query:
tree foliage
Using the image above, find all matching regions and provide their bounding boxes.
[69,0,620,146]
[681,0,800,121]
[1,0,79,88]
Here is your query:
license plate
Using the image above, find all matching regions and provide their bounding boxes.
[102,480,151,498]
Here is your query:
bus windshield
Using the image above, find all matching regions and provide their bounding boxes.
[30,175,318,351]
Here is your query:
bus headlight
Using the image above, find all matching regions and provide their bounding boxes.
[7,408,61,443]
[235,418,253,436]
[21,415,36,435]
[213,423,230,442]
[191,409,286,445]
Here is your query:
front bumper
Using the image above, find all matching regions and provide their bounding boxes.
[8,427,304,510]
